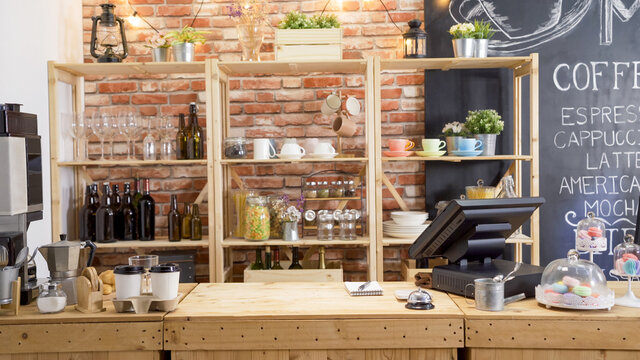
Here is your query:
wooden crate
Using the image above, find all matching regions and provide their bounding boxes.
[275,28,342,61]
[244,260,342,282]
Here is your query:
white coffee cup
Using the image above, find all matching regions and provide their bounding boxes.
[254,139,276,159]
[281,142,306,156]
[303,138,319,153]
[149,263,180,300]
[345,96,361,116]
[114,265,144,300]
[321,101,337,115]
[326,92,342,111]
[314,142,336,155]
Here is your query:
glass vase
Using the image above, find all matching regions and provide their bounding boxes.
[237,24,264,62]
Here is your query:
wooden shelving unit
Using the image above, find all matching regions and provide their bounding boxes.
[95,239,209,249]
[209,59,377,282]
[48,56,539,283]
[373,54,540,280]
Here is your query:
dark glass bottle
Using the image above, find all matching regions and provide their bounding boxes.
[95,183,116,243]
[111,184,121,211]
[133,176,142,209]
[176,113,188,160]
[250,248,264,270]
[90,183,100,204]
[264,246,272,270]
[79,185,98,241]
[288,247,303,269]
[186,102,203,159]
[271,247,283,270]
[191,204,202,240]
[138,178,155,241]
[318,246,326,269]
[116,182,137,240]
[181,203,193,239]
[168,195,181,242]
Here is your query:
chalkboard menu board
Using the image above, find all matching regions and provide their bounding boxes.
[424,0,640,269]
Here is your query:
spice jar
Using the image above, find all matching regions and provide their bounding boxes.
[344,180,356,197]
[318,181,330,198]
[304,182,317,198]
[224,137,247,159]
[304,209,317,227]
[335,180,344,197]
[244,196,270,240]
[37,281,67,314]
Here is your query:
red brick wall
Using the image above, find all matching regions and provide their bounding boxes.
[82,0,425,281]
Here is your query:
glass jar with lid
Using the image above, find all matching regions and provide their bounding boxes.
[303,209,316,227]
[344,180,356,197]
[244,196,270,241]
[330,180,344,197]
[37,281,67,314]
[318,181,330,198]
[575,212,607,253]
[304,182,317,198]
[317,210,334,240]
[535,249,614,310]
[268,195,286,239]
[224,137,247,159]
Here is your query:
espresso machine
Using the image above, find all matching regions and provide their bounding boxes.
[0,103,43,304]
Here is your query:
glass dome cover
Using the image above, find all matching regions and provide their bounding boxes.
[613,234,640,277]
[575,212,606,252]
[535,249,614,310]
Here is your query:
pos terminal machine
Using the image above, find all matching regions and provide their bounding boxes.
[409,197,545,297]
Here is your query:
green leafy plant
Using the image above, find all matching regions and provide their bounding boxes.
[448,22,475,39]
[278,11,341,29]
[464,110,504,134]
[473,20,496,40]
[166,26,209,45]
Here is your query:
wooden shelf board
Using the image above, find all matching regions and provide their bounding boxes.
[58,159,208,167]
[220,157,368,164]
[54,62,206,76]
[217,59,368,75]
[304,197,360,201]
[381,56,533,71]
[382,155,533,162]
[95,239,209,249]
[222,237,370,247]
[382,237,416,246]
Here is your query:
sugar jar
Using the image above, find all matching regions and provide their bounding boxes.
[244,196,270,241]
[575,212,606,252]
[37,281,67,314]
[535,249,614,310]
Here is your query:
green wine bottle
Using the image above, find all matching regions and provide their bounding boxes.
[251,248,264,270]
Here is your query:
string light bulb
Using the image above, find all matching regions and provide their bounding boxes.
[127,12,144,28]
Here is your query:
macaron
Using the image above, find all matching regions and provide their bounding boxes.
[544,291,563,304]
[551,282,569,294]
[577,230,591,240]
[572,285,592,297]
[563,292,582,306]
[624,259,638,275]
[623,253,638,261]
[616,258,626,273]
[587,227,603,238]
[562,276,581,288]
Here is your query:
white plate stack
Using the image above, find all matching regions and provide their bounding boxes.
[383,211,430,239]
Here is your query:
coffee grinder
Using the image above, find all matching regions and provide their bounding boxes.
[0,103,43,304]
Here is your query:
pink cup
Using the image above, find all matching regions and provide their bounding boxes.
[388,139,415,152]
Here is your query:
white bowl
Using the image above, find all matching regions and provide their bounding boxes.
[391,211,429,226]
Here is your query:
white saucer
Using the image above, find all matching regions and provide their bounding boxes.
[307,153,338,159]
[451,150,482,157]
[278,154,304,160]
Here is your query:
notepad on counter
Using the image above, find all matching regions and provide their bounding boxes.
[344,281,383,296]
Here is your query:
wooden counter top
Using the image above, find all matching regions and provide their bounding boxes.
[0,283,197,325]
[166,282,463,321]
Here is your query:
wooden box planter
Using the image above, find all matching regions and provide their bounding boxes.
[275,28,343,61]
[244,260,343,282]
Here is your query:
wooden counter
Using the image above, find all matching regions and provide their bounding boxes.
[452,281,640,359]
[165,282,465,360]
[0,283,196,359]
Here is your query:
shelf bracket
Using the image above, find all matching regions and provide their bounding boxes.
[381,172,410,212]
[229,167,246,190]
[195,183,208,205]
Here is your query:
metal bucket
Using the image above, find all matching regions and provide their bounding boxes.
[0,268,19,305]
[475,39,489,58]
[445,136,462,153]
[151,47,170,62]
[466,278,505,311]
[452,38,475,58]
[475,134,497,156]
[172,43,195,62]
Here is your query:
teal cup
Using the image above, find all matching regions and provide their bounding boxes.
[458,138,483,151]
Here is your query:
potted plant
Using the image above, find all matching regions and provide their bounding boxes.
[441,121,467,153]
[166,26,208,62]
[144,32,171,62]
[473,20,495,58]
[463,109,504,156]
[228,0,268,61]
[448,22,475,58]
[275,11,342,61]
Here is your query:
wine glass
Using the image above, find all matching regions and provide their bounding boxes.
[159,115,175,160]
[118,112,141,160]
[91,111,107,161]
[69,112,87,161]
[104,114,119,159]
[143,116,156,161]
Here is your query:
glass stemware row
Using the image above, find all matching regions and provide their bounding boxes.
[69,111,176,161]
